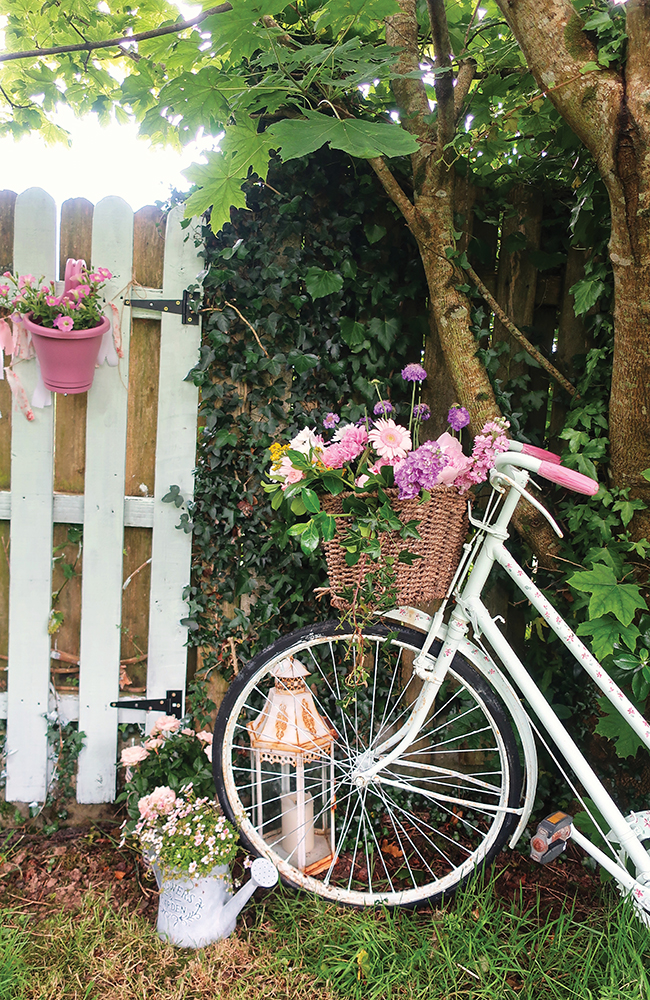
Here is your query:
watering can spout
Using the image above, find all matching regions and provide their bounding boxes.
[220,858,279,934]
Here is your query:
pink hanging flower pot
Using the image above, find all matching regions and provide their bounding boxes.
[22,312,111,393]
[0,258,114,395]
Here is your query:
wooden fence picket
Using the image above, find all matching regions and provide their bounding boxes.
[0,189,202,804]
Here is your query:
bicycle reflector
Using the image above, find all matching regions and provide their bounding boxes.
[530,811,573,864]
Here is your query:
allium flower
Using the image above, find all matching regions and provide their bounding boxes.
[369,418,412,461]
[448,405,470,431]
[323,412,340,429]
[394,442,449,499]
[373,400,394,416]
[413,403,430,421]
[54,315,74,333]
[120,745,149,766]
[401,363,427,382]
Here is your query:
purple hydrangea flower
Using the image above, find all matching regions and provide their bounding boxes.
[323,412,340,429]
[394,442,449,500]
[413,403,430,421]
[448,406,470,431]
[401,363,427,382]
[373,400,394,416]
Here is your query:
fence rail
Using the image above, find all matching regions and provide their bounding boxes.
[0,187,201,804]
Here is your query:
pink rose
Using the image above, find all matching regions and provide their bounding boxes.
[120,745,149,766]
[138,785,177,820]
[150,714,181,735]
[196,731,213,744]
[144,737,163,751]
[435,432,472,485]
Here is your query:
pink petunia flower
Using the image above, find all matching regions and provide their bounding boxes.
[54,315,74,333]
[368,419,412,461]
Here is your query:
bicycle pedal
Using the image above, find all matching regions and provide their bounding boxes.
[530,811,573,864]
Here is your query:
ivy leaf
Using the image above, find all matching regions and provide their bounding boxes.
[612,497,646,526]
[364,223,386,244]
[340,317,367,348]
[268,110,420,160]
[304,267,344,300]
[321,475,347,495]
[567,564,645,626]
[368,316,399,351]
[594,697,644,758]
[287,349,320,374]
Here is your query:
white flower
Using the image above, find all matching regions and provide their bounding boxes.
[288,427,324,457]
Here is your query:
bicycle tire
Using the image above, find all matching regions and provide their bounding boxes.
[213,620,522,907]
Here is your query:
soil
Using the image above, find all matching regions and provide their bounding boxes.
[0,812,608,926]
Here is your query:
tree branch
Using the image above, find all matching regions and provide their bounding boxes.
[0,3,233,64]
[426,0,455,146]
[492,0,622,180]
[367,157,420,234]
[464,262,576,397]
[454,58,476,121]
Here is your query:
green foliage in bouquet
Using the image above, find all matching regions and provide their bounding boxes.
[117,716,214,834]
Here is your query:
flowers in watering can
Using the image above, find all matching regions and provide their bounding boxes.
[130,785,239,879]
[0,263,112,330]
[117,715,215,836]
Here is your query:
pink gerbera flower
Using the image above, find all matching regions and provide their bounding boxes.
[368,419,412,461]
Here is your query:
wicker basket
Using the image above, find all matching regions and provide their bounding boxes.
[322,486,468,611]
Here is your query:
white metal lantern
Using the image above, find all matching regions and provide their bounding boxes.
[247,656,337,874]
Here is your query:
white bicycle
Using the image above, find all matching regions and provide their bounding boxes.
[213,444,650,914]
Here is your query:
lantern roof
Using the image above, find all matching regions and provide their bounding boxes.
[248,660,336,760]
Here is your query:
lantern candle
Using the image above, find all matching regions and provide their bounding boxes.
[281,791,315,855]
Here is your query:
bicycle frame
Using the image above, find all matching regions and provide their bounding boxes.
[373,457,650,909]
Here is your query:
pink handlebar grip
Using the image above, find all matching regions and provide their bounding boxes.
[521,444,561,465]
[538,461,599,495]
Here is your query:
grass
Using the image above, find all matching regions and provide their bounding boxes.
[0,914,28,1000]
[3,876,650,999]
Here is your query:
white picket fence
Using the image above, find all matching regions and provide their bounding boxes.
[0,188,202,803]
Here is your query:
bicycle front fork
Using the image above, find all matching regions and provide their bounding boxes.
[349,615,467,786]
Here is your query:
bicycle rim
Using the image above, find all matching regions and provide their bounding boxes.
[214,621,522,907]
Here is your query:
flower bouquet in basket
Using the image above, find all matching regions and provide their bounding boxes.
[118,714,215,837]
[263,363,510,620]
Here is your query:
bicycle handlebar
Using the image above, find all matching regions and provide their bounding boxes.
[494,450,599,496]
[508,441,562,465]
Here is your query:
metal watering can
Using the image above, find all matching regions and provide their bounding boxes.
[155,858,279,948]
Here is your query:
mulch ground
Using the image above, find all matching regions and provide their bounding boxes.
[0,814,607,926]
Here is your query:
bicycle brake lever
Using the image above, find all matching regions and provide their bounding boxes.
[490,471,564,538]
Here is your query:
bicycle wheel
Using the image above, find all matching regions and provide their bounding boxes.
[214,620,522,907]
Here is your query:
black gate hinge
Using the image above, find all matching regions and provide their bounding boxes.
[123,290,200,324]
[111,689,183,719]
